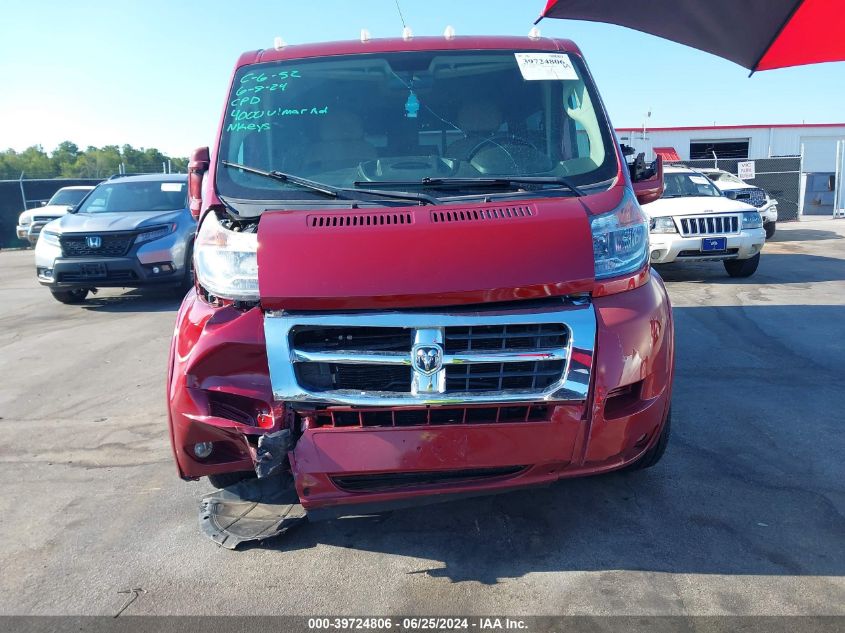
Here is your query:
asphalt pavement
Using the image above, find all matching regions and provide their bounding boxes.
[0,219,843,616]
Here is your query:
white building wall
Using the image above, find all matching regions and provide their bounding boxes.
[617,125,845,170]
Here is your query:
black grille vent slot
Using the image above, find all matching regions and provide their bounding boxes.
[310,404,551,428]
[446,361,564,391]
[60,234,134,258]
[57,270,137,283]
[331,466,527,492]
[296,364,411,393]
[292,326,411,353]
[444,323,566,353]
[430,206,534,224]
[308,212,413,228]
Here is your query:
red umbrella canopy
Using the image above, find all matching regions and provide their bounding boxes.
[537,0,845,72]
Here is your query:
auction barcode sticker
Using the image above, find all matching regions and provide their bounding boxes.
[514,52,578,80]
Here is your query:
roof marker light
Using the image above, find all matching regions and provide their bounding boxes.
[443,25,456,39]
[273,36,286,50]
[361,29,371,43]
[528,27,541,40]
[402,26,413,41]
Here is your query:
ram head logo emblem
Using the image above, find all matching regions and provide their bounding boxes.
[413,344,443,376]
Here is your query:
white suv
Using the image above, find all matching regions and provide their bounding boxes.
[644,166,766,277]
[17,186,94,245]
[698,168,778,238]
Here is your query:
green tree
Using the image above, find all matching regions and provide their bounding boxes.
[0,142,188,179]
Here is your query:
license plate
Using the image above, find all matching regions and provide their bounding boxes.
[80,263,107,279]
[701,237,727,252]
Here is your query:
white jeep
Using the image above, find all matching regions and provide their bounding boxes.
[644,166,766,277]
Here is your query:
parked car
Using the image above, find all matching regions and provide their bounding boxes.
[698,167,778,238]
[167,34,675,542]
[34,174,195,303]
[644,166,766,277]
[16,186,94,245]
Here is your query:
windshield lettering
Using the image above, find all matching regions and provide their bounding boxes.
[216,51,617,201]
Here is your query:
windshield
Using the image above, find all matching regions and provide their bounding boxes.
[216,50,618,201]
[48,188,90,206]
[662,172,722,198]
[77,180,187,213]
[708,172,744,185]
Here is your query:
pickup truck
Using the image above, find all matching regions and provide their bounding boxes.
[167,34,674,539]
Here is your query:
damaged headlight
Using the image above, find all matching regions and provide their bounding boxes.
[194,210,258,301]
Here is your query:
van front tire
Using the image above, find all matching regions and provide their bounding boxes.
[724,253,760,278]
[625,410,671,471]
[50,288,89,304]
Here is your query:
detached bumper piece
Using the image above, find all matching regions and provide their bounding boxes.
[199,473,306,549]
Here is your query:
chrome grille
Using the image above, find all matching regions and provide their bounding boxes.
[678,214,740,237]
[264,303,596,407]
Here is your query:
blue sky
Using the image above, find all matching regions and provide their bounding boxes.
[1,0,843,157]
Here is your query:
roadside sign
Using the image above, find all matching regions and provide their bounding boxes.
[737,161,756,180]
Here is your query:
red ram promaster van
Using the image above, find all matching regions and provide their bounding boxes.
[169,35,673,540]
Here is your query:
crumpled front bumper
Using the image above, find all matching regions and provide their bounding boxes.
[167,274,674,517]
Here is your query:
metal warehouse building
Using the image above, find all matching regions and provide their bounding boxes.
[616,123,845,217]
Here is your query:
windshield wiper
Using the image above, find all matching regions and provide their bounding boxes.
[221,161,439,205]
[353,176,585,197]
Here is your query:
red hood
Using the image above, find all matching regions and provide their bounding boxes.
[257,196,598,311]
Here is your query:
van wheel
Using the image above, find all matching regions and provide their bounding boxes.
[724,253,760,278]
[765,222,776,239]
[625,410,671,471]
[50,288,89,304]
[208,471,255,489]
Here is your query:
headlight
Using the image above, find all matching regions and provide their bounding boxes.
[741,211,762,229]
[19,213,31,226]
[194,210,258,301]
[591,190,648,279]
[40,231,60,247]
[135,224,176,244]
[649,216,677,234]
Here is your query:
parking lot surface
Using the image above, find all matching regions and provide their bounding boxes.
[0,219,843,616]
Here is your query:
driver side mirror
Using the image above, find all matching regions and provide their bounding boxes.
[188,146,210,219]
[631,154,664,205]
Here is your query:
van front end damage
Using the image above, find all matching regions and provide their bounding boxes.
[168,274,673,548]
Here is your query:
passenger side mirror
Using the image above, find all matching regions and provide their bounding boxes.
[188,146,210,219]
[631,154,664,205]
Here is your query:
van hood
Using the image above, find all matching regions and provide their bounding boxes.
[51,210,186,234]
[257,197,596,310]
[643,195,756,219]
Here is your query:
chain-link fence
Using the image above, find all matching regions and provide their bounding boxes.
[1,162,189,247]
[0,178,105,248]
[667,156,802,221]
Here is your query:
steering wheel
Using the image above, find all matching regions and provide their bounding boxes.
[465,134,543,173]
